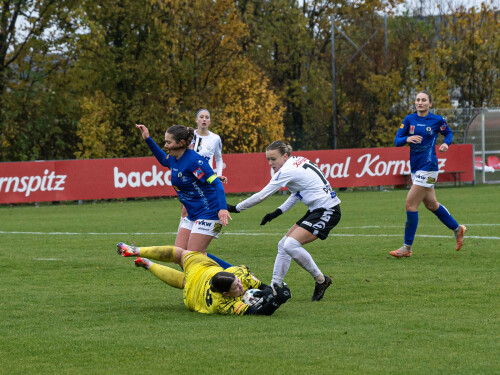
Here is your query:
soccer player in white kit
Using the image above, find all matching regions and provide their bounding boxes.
[227,141,341,301]
[190,109,227,183]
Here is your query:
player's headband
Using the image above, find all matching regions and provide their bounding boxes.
[196,109,210,119]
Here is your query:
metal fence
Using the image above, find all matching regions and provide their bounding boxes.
[435,108,500,184]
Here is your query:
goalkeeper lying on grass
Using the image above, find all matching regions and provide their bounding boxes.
[116,242,291,316]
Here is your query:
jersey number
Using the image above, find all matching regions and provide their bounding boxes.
[205,290,213,307]
[303,162,328,184]
[303,162,336,197]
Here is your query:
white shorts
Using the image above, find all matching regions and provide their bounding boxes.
[411,170,439,188]
[179,217,222,239]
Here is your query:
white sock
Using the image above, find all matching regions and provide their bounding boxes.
[314,274,325,284]
[283,237,322,279]
[271,236,292,285]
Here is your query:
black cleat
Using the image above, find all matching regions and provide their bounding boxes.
[311,276,332,301]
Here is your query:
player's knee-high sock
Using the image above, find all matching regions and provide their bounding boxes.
[432,204,459,230]
[283,237,324,282]
[271,236,292,285]
[404,211,419,246]
[139,246,176,262]
[207,253,233,269]
[149,263,184,289]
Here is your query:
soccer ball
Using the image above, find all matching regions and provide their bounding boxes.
[241,288,263,306]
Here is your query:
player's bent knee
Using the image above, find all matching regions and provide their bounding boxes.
[282,237,303,259]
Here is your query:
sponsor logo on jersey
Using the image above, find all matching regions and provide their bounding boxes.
[313,222,326,230]
[196,220,212,227]
[293,157,307,168]
[198,160,204,165]
[178,172,183,178]
[409,125,415,134]
[440,124,447,131]
[193,167,205,179]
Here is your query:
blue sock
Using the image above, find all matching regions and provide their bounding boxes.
[404,211,419,245]
[207,253,233,269]
[432,204,458,230]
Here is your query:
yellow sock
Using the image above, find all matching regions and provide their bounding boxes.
[139,246,176,262]
[149,263,184,289]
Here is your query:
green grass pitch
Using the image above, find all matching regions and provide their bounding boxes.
[0,185,498,374]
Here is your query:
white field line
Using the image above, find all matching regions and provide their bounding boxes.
[0,230,499,240]
[340,223,500,229]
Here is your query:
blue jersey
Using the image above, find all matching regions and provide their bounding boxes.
[394,112,453,173]
[145,137,227,220]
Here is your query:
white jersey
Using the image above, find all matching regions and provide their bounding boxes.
[191,130,223,176]
[236,156,341,212]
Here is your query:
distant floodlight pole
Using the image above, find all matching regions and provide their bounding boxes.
[384,15,388,68]
[330,13,337,150]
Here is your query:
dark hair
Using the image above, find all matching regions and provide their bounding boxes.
[416,90,432,103]
[266,141,293,156]
[166,125,195,146]
[210,272,236,294]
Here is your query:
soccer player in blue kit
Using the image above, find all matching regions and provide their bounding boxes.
[390,91,466,258]
[135,124,232,265]
[178,109,228,226]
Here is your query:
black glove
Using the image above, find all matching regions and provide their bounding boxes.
[255,285,274,301]
[226,203,239,213]
[272,282,292,304]
[260,208,283,225]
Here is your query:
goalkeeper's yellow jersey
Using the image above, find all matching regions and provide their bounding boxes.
[182,252,262,315]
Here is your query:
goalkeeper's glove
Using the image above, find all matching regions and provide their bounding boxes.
[260,208,283,225]
[254,285,274,301]
[272,282,292,304]
[226,203,240,213]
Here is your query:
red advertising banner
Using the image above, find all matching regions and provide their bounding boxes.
[0,144,473,204]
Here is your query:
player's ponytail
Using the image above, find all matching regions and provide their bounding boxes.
[185,127,194,145]
[210,272,236,294]
[166,125,195,148]
[267,141,292,156]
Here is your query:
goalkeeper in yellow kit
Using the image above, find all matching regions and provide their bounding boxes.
[116,242,291,316]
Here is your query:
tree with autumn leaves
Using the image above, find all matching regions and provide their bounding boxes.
[0,0,498,161]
